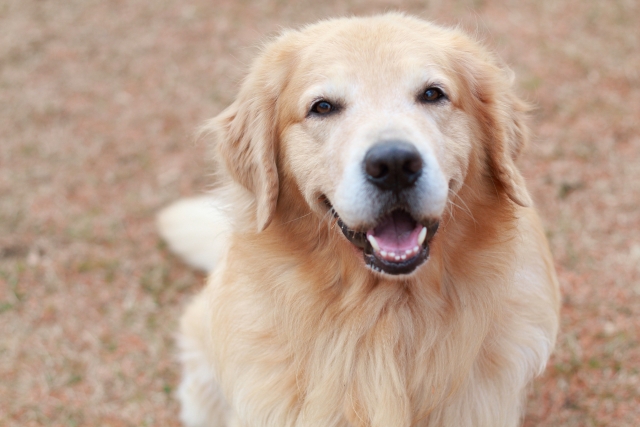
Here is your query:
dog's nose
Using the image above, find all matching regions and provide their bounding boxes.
[364,141,423,191]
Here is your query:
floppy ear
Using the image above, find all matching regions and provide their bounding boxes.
[207,41,295,231]
[452,45,533,207]
[212,93,279,232]
[485,88,533,207]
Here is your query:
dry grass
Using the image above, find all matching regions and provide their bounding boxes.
[1,0,638,425]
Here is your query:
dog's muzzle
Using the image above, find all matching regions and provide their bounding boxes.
[324,196,439,275]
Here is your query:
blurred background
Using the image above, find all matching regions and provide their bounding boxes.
[1,0,638,425]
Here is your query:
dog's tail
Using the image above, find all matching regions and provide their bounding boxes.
[156,195,231,273]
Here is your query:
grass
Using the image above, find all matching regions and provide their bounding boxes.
[1,0,639,426]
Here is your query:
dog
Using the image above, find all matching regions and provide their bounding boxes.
[157,13,560,427]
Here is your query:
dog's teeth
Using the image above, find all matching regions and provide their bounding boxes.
[405,249,412,255]
[389,252,396,258]
[401,255,406,260]
[381,250,387,257]
[418,226,427,245]
[413,246,420,253]
[367,235,380,252]
[395,255,400,261]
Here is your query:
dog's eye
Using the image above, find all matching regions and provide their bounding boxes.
[420,87,446,103]
[310,100,334,115]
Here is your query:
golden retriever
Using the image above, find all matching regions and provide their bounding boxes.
[158,13,560,427]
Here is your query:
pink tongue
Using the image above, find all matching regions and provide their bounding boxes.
[367,211,421,252]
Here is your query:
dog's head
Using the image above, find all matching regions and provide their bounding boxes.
[210,14,531,276]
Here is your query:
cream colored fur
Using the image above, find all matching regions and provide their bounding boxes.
[157,196,230,272]
[158,13,560,427]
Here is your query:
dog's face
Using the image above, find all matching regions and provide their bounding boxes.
[213,15,532,276]
[277,25,474,275]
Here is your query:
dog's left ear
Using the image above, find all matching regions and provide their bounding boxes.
[485,88,533,207]
[453,46,533,207]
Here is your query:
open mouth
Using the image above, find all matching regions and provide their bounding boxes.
[323,198,439,275]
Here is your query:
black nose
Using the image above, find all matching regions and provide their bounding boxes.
[364,141,423,191]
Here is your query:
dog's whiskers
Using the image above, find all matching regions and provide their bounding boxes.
[448,186,478,228]
[328,210,339,232]
[280,212,312,225]
[315,206,339,236]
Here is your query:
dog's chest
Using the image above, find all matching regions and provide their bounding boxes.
[220,287,468,427]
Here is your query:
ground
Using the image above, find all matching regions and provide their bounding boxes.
[1,0,639,426]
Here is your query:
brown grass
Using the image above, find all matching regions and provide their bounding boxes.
[1,1,638,426]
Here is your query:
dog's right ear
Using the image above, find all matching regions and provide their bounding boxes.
[206,40,296,232]
[210,95,278,232]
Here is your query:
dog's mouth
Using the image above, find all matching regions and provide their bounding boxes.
[323,198,439,275]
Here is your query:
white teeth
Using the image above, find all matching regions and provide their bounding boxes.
[367,235,380,252]
[418,226,427,246]
[375,248,417,262]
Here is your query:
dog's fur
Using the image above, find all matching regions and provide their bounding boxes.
[158,14,560,427]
